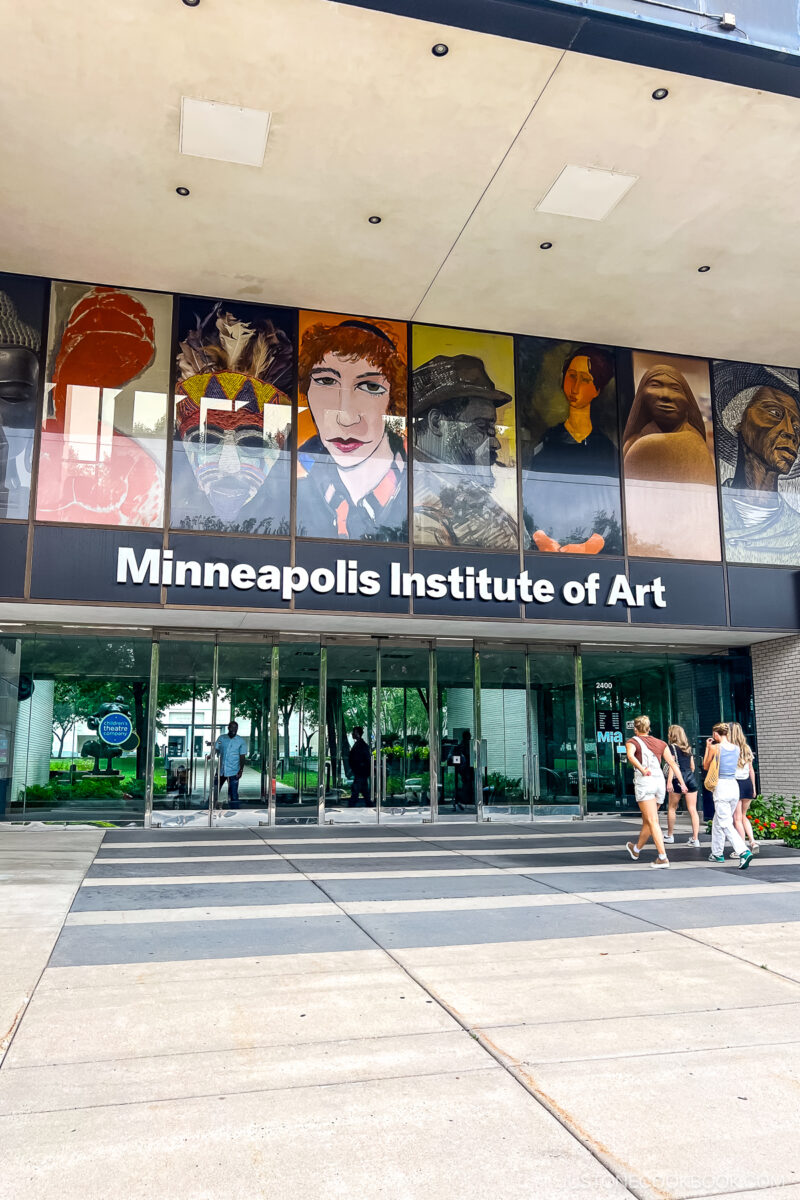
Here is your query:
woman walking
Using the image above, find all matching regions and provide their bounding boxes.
[624,715,688,868]
[729,721,758,856]
[703,723,754,869]
[664,724,701,846]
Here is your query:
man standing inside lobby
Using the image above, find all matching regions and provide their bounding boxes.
[214,720,248,807]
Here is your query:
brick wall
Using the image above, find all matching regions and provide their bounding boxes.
[751,635,800,797]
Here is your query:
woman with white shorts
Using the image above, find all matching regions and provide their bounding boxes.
[624,715,687,869]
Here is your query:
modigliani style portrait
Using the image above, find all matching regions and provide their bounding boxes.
[411,326,520,549]
[171,298,294,535]
[296,313,407,541]
[712,360,800,565]
[0,274,45,520]
[37,284,172,527]
[623,353,720,560]
[518,337,622,555]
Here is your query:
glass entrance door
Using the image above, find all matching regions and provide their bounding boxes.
[324,642,378,825]
[276,642,322,825]
[379,643,432,821]
[214,640,273,823]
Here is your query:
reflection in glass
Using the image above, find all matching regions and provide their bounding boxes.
[171,299,294,534]
[152,639,213,816]
[527,651,579,810]
[296,314,408,541]
[713,361,800,565]
[435,645,476,814]
[478,646,529,816]
[623,353,720,559]
[324,643,378,824]
[37,284,171,527]
[215,641,273,813]
[276,643,321,824]
[518,338,622,555]
[412,327,519,548]
[5,633,151,824]
[0,276,44,520]
[380,645,431,819]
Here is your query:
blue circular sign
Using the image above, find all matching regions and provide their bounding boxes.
[98,712,134,746]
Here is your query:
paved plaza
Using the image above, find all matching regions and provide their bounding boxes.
[2,819,800,1200]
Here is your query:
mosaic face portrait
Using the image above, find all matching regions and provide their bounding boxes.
[712,360,800,565]
[517,337,622,555]
[171,299,294,535]
[37,283,172,528]
[296,313,407,542]
[623,352,720,560]
[411,326,519,549]
[0,275,46,520]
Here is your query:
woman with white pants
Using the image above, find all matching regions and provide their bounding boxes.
[703,722,754,870]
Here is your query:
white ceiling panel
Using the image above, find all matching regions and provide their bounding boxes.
[414,49,800,363]
[0,0,560,317]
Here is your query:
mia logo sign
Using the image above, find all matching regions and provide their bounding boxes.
[116,547,666,610]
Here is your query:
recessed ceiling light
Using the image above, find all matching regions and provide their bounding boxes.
[368,215,382,224]
[536,165,638,222]
[539,241,553,250]
[432,43,449,57]
[652,87,669,100]
[176,186,190,197]
[698,265,711,272]
[180,97,271,167]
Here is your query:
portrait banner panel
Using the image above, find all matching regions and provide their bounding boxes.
[517,336,622,556]
[623,352,720,561]
[37,283,172,528]
[171,297,294,536]
[411,325,519,549]
[0,272,46,520]
[712,360,800,565]
[296,311,408,542]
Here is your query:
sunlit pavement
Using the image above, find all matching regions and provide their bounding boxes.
[2,821,800,1200]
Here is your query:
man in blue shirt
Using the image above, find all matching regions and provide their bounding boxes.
[214,721,248,807]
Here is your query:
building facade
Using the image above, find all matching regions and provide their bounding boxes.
[0,267,793,827]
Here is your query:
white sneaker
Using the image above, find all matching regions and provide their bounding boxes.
[663,834,675,844]
[625,842,640,861]
[686,838,701,847]
[651,857,670,869]
[729,851,740,860]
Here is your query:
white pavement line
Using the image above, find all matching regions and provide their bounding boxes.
[99,840,261,848]
[276,845,647,860]
[92,854,278,864]
[341,894,590,914]
[501,857,800,875]
[65,902,340,925]
[261,832,634,845]
[581,882,799,902]
[79,873,304,887]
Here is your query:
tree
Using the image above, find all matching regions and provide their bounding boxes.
[52,681,87,756]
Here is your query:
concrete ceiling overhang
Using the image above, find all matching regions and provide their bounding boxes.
[3,0,800,362]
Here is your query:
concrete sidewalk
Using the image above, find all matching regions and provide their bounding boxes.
[2,820,800,1200]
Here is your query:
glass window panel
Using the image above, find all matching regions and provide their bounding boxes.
[277,641,321,825]
[0,272,46,520]
[296,312,408,542]
[623,353,720,560]
[153,638,214,817]
[412,325,519,549]
[215,640,273,814]
[324,642,378,823]
[518,338,622,556]
[7,632,152,824]
[380,644,431,818]
[171,297,294,535]
[37,283,172,527]
[435,645,476,816]
[478,646,528,817]
[712,360,800,565]
[526,650,579,810]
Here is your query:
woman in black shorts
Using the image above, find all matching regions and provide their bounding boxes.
[665,724,700,846]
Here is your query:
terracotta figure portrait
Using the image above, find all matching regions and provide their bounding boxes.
[518,337,622,555]
[411,326,519,549]
[296,313,407,541]
[37,284,172,527]
[712,360,800,565]
[623,353,720,559]
[171,298,294,534]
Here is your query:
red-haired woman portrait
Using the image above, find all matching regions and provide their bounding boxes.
[296,314,408,541]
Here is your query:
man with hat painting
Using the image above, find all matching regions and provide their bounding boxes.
[412,354,521,548]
